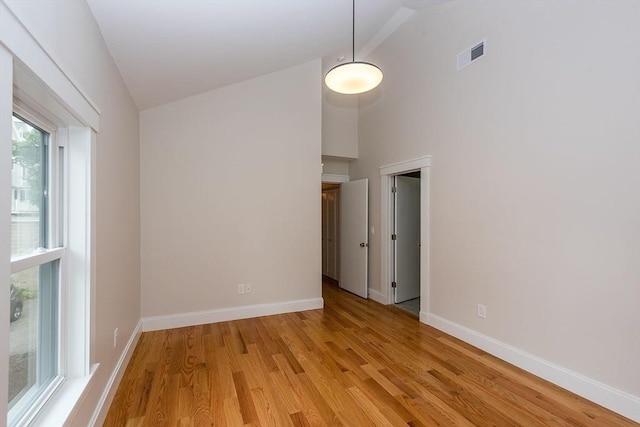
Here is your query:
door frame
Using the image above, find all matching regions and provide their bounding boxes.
[379,156,431,320]
[321,173,349,184]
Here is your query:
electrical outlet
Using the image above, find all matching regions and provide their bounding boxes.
[238,284,245,294]
[113,328,118,348]
[245,284,252,293]
[477,304,487,319]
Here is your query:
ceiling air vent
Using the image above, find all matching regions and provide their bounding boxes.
[457,40,486,71]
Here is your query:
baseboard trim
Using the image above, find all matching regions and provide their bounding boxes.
[141,298,325,332]
[426,313,640,423]
[88,320,142,427]
[368,288,388,305]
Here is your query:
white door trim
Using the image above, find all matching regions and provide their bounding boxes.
[380,156,431,176]
[379,156,431,317]
[322,173,350,183]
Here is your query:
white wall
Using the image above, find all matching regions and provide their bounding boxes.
[1,0,140,424]
[322,85,358,159]
[322,157,350,176]
[354,0,640,414]
[140,60,322,319]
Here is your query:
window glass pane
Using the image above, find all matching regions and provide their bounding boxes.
[11,116,48,258]
[8,261,59,415]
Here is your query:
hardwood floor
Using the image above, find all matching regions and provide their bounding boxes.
[103,282,637,426]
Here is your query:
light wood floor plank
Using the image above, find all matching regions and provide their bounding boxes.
[104,281,638,426]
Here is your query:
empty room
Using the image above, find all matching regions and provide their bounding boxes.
[0,0,638,426]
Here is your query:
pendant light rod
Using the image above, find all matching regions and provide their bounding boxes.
[352,0,355,62]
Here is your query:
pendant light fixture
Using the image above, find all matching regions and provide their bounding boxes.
[325,0,383,94]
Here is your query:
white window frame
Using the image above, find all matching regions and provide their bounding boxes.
[0,3,100,424]
[7,108,66,426]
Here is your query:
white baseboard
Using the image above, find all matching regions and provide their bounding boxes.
[426,313,640,423]
[88,320,142,427]
[141,298,324,332]
[368,288,388,305]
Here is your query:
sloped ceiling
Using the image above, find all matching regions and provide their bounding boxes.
[87,0,442,110]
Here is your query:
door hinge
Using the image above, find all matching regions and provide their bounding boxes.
[391,234,397,240]
[391,186,397,193]
[391,281,397,288]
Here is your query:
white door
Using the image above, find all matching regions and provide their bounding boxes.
[394,176,420,303]
[340,179,368,298]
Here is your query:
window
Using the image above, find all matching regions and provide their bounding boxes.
[8,113,65,425]
[1,17,99,425]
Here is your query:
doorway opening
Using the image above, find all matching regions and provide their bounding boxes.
[380,156,430,321]
[321,183,340,284]
[321,176,370,300]
[392,171,421,316]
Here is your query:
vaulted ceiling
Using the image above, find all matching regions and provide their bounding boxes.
[87,0,442,110]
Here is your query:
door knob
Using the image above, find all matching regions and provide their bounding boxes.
[360,242,368,247]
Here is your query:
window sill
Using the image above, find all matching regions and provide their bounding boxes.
[28,363,99,427]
